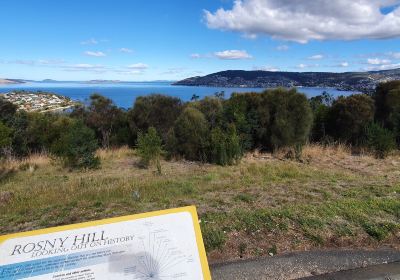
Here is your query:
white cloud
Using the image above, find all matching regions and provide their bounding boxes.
[190,53,201,59]
[340,62,349,67]
[308,54,324,60]
[37,59,65,65]
[85,51,106,57]
[116,69,145,75]
[214,50,252,60]
[81,38,98,45]
[367,58,391,65]
[161,67,187,75]
[13,60,36,65]
[63,64,106,73]
[127,63,149,70]
[119,48,133,53]
[365,63,400,71]
[365,57,400,70]
[387,52,400,59]
[253,66,280,72]
[204,0,400,43]
[276,45,289,51]
[297,63,319,69]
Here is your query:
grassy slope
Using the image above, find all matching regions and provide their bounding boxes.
[0,145,399,263]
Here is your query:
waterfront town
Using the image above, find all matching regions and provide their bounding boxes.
[0,91,76,112]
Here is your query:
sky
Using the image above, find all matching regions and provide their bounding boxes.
[1,0,400,81]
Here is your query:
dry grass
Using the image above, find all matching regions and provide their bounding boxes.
[0,144,399,263]
[96,146,133,160]
[303,143,352,159]
[1,153,50,170]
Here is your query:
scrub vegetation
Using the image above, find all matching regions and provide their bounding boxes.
[1,82,400,262]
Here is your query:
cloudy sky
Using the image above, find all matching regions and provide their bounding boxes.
[1,0,400,81]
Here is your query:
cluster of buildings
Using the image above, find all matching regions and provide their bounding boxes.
[0,91,75,112]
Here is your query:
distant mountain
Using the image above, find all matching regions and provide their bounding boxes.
[0,78,25,85]
[174,68,400,93]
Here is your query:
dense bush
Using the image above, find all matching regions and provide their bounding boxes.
[327,94,375,144]
[263,88,313,153]
[209,125,241,166]
[191,97,224,129]
[309,92,333,142]
[25,113,60,152]
[72,94,129,147]
[0,98,17,124]
[223,92,267,150]
[374,81,400,127]
[373,82,400,146]
[0,121,12,156]
[4,82,400,166]
[10,111,30,157]
[365,122,396,159]
[136,127,164,173]
[169,107,209,161]
[223,88,312,154]
[128,94,183,143]
[51,121,99,169]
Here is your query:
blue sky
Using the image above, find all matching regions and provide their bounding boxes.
[1,0,400,81]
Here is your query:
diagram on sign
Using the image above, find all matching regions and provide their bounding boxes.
[110,221,196,279]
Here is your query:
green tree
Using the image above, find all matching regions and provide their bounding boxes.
[25,113,59,153]
[365,122,396,159]
[223,92,267,150]
[136,127,164,174]
[172,107,209,161]
[0,121,12,157]
[51,121,99,169]
[191,96,224,129]
[309,92,334,142]
[262,88,313,154]
[373,81,400,146]
[209,125,241,166]
[191,94,200,101]
[373,81,400,127]
[327,94,375,145]
[0,98,17,124]
[10,111,30,157]
[128,94,183,143]
[86,94,123,148]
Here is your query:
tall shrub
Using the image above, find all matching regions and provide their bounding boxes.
[223,92,267,150]
[327,94,375,145]
[262,88,313,153]
[128,94,183,143]
[136,127,164,174]
[374,81,400,127]
[171,107,209,161]
[210,125,241,166]
[51,121,99,169]
[365,122,396,159]
[0,121,12,157]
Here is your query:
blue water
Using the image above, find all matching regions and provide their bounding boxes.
[0,82,358,109]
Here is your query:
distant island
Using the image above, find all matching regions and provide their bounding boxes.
[174,68,400,93]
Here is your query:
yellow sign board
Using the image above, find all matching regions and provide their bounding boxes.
[0,206,211,280]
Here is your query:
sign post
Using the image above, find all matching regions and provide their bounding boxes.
[0,206,211,280]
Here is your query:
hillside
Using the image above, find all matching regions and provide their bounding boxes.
[1,145,399,263]
[174,69,400,93]
[0,78,25,85]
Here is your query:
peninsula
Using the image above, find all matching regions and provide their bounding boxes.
[174,68,400,93]
[0,78,25,85]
